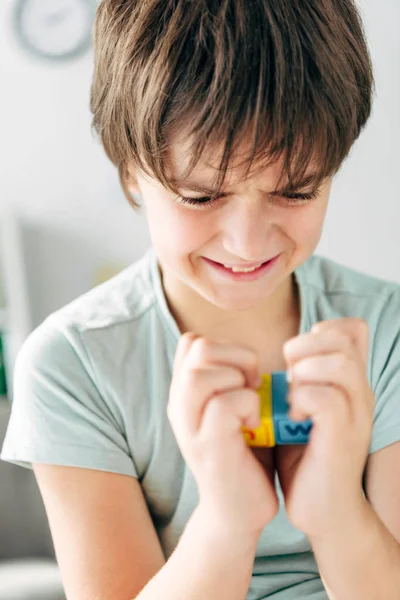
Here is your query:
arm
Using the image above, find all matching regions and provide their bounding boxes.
[311,497,400,600]
[309,442,400,600]
[34,463,260,600]
[33,464,166,600]
[136,503,260,600]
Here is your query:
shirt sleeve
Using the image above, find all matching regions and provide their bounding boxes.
[369,288,400,454]
[0,316,138,477]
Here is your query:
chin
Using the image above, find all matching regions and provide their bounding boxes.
[205,291,267,312]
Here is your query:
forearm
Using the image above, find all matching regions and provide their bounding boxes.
[135,504,260,600]
[310,497,400,600]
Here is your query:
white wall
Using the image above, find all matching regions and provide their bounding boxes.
[0,0,151,329]
[0,0,399,333]
[319,0,400,276]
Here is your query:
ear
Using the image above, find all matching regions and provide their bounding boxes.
[126,176,140,196]
[123,166,141,196]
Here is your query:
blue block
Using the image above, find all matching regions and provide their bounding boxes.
[272,372,312,445]
[275,418,313,444]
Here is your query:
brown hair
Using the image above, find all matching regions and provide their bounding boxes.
[90,0,374,207]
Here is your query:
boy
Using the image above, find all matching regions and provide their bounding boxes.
[2,1,400,598]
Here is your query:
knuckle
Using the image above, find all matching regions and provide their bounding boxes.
[247,354,258,371]
[185,364,205,381]
[243,348,258,367]
[205,394,238,428]
[206,394,227,418]
[335,352,348,371]
[233,368,246,387]
[292,386,315,411]
[191,337,213,362]
[326,329,353,355]
[358,318,370,343]
[325,387,340,405]
[334,329,352,348]
[355,317,368,331]
[177,331,197,352]
[322,390,347,418]
[185,331,198,340]
[247,388,261,411]
[180,331,194,344]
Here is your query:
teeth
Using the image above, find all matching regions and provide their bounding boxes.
[223,265,260,273]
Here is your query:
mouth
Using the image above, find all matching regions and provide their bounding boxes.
[202,254,281,282]
[221,262,264,272]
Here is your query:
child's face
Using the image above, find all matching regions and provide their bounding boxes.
[130,142,332,312]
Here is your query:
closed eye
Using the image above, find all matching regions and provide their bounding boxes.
[178,189,319,208]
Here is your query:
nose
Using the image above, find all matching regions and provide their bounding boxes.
[221,198,273,262]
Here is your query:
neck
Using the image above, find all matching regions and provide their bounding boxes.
[159,264,300,343]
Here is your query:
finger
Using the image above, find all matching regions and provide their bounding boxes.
[283,328,354,366]
[287,384,350,437]
[289,352,364,404]
[200,388,261,440]
[311,318,369,367]
[184,337,261,389]
[173,332,199,375]
[170,364,246,435]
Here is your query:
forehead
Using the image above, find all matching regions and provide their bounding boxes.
[168,135,281,187]
[167,131,318,191]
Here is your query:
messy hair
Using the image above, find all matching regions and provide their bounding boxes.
[90,0,374,207]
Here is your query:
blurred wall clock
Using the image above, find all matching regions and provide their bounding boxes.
[13,0,97,62]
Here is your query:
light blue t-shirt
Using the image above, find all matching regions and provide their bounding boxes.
[2,247,400,600]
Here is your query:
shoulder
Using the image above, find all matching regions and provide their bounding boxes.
[296,254,399,302]
[17,248,165,381]
[297,254,400,389]
[48,248,158,334]
[296,254,400,324]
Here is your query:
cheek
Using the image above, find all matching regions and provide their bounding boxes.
[284,204,327,247]
[145,197,214,252]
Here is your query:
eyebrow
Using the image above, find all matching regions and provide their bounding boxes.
[170,174,319,196]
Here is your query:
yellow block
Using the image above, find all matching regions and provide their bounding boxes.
[241,374,276,447]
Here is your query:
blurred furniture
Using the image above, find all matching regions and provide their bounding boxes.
[0,399,66,600]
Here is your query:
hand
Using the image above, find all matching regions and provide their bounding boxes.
[167,333,279,537]
[274,318,374,539]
